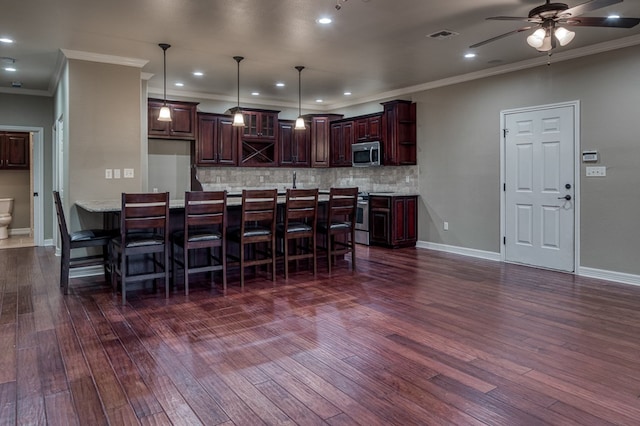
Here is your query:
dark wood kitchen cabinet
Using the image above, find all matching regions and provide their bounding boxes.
[196,113,238,166]
[382,100,416,165]
[0,132,30,170]
[369,195,418,248]
[355,113,382,142]
[148,99,198,140]
[279,120,310,167]
[330,120,354,167]
[236,108,279,140]
[305,114,343,168]
[231,108,280,167]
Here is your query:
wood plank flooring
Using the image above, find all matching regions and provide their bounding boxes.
[2,245,640,425]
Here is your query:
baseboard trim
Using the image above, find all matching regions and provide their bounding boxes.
[416,240,640,287]
[415,241,501,262]
[9,228,31,236]
[578,267,640,287]
[44,238,54,247]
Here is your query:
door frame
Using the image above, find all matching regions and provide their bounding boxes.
[499,100,581,271]
[0,125,44,246]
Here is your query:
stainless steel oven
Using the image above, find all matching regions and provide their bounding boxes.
[355,192,369,245]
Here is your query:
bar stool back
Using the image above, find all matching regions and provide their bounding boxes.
[318,187,358,273]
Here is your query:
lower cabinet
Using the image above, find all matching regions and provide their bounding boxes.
[369,195,417,248]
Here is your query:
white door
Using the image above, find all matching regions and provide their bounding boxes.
[504,105,575,272]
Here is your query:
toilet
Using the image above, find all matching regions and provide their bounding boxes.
[0,198,14,240]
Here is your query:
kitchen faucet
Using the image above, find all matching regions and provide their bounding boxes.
[292,171,297,189]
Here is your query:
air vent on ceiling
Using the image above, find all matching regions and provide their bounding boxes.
[427,30,460,40]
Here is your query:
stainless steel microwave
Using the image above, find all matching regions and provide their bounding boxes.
[352,141,381,167]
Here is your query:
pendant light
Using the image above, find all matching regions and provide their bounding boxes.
[294,66,305,130]
[232,56,245,127]
[158,43,172,122]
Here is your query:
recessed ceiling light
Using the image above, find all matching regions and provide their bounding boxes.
[193,71,204,76]
[251,92,260,96]
[175,82,184,87]
[275,82,285,87]
[315,99,323,103]
[464,53,476,59]
[0,38,13,44]
[317,17,332,24]
[344,92,352,96]
[4,67,16,72]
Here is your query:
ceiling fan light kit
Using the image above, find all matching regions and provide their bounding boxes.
[471,0,640,53]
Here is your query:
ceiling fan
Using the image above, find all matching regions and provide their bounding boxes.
[470,0,640,52]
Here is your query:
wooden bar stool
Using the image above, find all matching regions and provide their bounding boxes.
[53,191,113,294]
[228,189,277,289]
[318,187,358,273]
[110,192,170,305]
[172,190,227,295]
[277,188,319,279]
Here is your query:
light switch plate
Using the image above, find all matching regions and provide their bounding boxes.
[124,168,134,178]
[586,166,606,177]
[105,169,112,179]
[113,169,121,179]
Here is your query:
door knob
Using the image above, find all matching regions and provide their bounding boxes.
[558,195,572,201]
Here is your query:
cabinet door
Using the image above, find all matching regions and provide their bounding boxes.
[242,111,277,139]
[148,102,170,137]
[293,126,310,166]
[170,105,196,139]
[2,133,30,170]
[392,197,417,246]
[310,117,331,168]
[279,121,295,165]
[196,114,218,165]
[355,115,382,142]
[369,196,391,245]
[216,117,238,166]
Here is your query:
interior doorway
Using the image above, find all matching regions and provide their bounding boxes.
[500,101,580,272]
[0,125,44,248]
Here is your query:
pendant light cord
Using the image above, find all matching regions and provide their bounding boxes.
[296,65,304,117]
[234,56,244,110]
[159,43,171,106]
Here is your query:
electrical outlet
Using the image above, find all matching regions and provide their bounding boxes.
[586,166,606,177]
[123,168,134,178]
[405,175,410,183]
[105,169,112,179]
[113,169,121,179]
[444,221,449,231]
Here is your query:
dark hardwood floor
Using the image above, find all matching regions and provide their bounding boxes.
[2,245,640,425]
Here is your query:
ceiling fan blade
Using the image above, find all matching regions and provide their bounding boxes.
[469,26,534,48]
[486,16,533,22]
[562,16,640,28]
[561,0,622,18]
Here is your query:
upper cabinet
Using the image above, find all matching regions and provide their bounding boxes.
[279,120,310,167]
[355,113,383,142]
[238,108,278,140]
[330,120,354,167]
[382,100,416,166]
[0,132,30,170]
[196,113,238,166]
[306,114,343,168]
[148,98,198,140]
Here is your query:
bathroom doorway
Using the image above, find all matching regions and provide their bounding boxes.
[0,125,43,249]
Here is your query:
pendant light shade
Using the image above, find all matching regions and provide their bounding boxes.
[158,43,172,122]
[233,56,245,127]
[295,66,305,130]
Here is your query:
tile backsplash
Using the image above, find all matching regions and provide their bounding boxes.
[197,166,418,193]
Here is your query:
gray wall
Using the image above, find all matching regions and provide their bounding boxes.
[0,93,54,238]
[414,44,640,275]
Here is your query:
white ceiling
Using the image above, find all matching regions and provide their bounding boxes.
[2,0,640,109]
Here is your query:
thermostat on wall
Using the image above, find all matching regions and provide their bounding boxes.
[582,150,598,162]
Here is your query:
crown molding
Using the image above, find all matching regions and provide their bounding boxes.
[60,49,148,68]
[141,72,154,81]
[0,87,50,97]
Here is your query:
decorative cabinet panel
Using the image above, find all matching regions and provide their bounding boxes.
[382,100,416,166]
[369,195,418,248]
[237,108,279,140]
[148,99,198,140]
[330,120,354,167]
[0,132,30,170]
[196,113,238,166]
[307,114,343,168]
[355,114,382,142]
[279,120,310,167]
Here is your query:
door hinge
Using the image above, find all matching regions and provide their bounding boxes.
[503,183,506,191]
[503,128,509,138]
[503,236,506,245]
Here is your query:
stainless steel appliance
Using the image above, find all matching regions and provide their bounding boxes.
[352,141,381,167]
[355,192,370,245]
